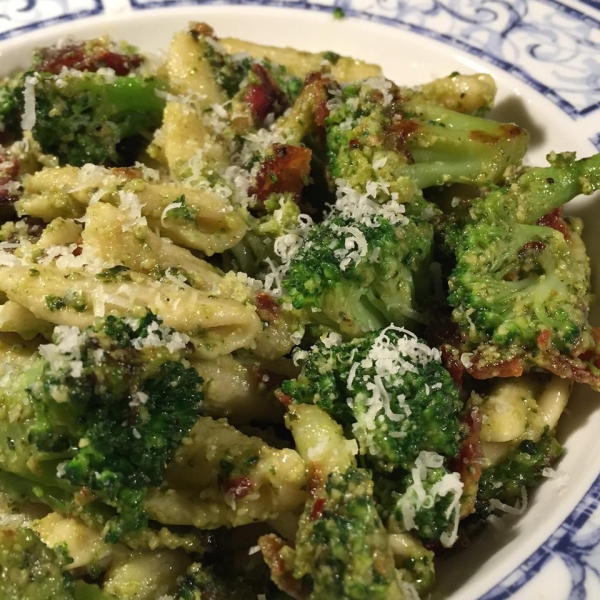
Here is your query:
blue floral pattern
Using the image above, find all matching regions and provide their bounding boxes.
[480,473,600,599]
[130,0,600,119]
[0,0,103,41]
[2,0,600,598]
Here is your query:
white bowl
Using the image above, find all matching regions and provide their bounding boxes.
[1,4,600,599]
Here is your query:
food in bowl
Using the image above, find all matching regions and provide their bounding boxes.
[0,20,598,599]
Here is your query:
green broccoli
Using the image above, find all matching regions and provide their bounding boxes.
[377,452,463,547]
[477,435,563,514]
[326,79,529,206]
[279,199,433,338]
[293,467,402,600]
[2,70,165,166]
[0,527,73,599]
[0,80,20,134]
[282,327,463,472]
[0,312,203,541]
[32,71,165,166]
[448,152,600,378]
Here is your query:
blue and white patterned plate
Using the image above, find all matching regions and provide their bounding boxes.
[2,1,600,598]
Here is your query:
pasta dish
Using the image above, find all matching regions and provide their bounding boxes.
[0,21,598,599]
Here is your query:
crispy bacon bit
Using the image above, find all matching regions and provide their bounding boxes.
[250,144,312,202]
[74,486,96,506]
[537,208,570,240]
[468,355,524,379]
[35,41,143,76]
[0,152,20,207]
[224,476,253,500]
[275,390,292,409]
[110,167,141,179]
[255,291,281,321]
[451,410,483,518]
[304,72,330,128]
[311,497,326,520]
[441,344,465,389]
[245,64,290,126]
[258,534,306,599]
[537,329,551,351]
[519,241,546,256]
[534,351,600,391]
[385,118,418,162]
[349,138,360,150]
[189,22,216,38]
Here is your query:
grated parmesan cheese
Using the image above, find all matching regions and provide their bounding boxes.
[21,75,38,131]
[348,326,442,457]
[132,320,190,353]
[363,76,393,106]
[395,450,464,548]
[334,178,408,227]
[118,190,147,230]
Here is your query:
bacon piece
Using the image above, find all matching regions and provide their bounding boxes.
[35,41,143,76]
[537,329,551,352]
[519,240,546,256]
[441,344,465,389]
[468,354,524,379]
[304,72,330,128]
[533,351,600,391]
[275,390,292,409]
[224,476,253,500]
[245,64,289,126]
[255,291,281,321]
[386,117,418,161]
[189,22,216,39]
[258,534,307,600]
[537,207,570,240]
[451,409,484,518]
[311,497,326,520]
[110,167,141,179]
[250,144,312,202]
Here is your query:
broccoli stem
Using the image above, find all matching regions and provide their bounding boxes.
[402,98,529,189]
[471,152,600,225]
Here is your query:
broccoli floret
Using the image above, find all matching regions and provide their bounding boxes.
[0,527,73,599]
[0,78,20,134]
[30,71,165,166]
[2,70,165,166]
[448,152,600,375]
[326,79,528,205]
[281,209,433,338]
[477,435,563,513]
[0,312,203,541]
[378,452,463,547]
[174,562,256,600]
[282,327,463,472]
[294,468,401,600]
